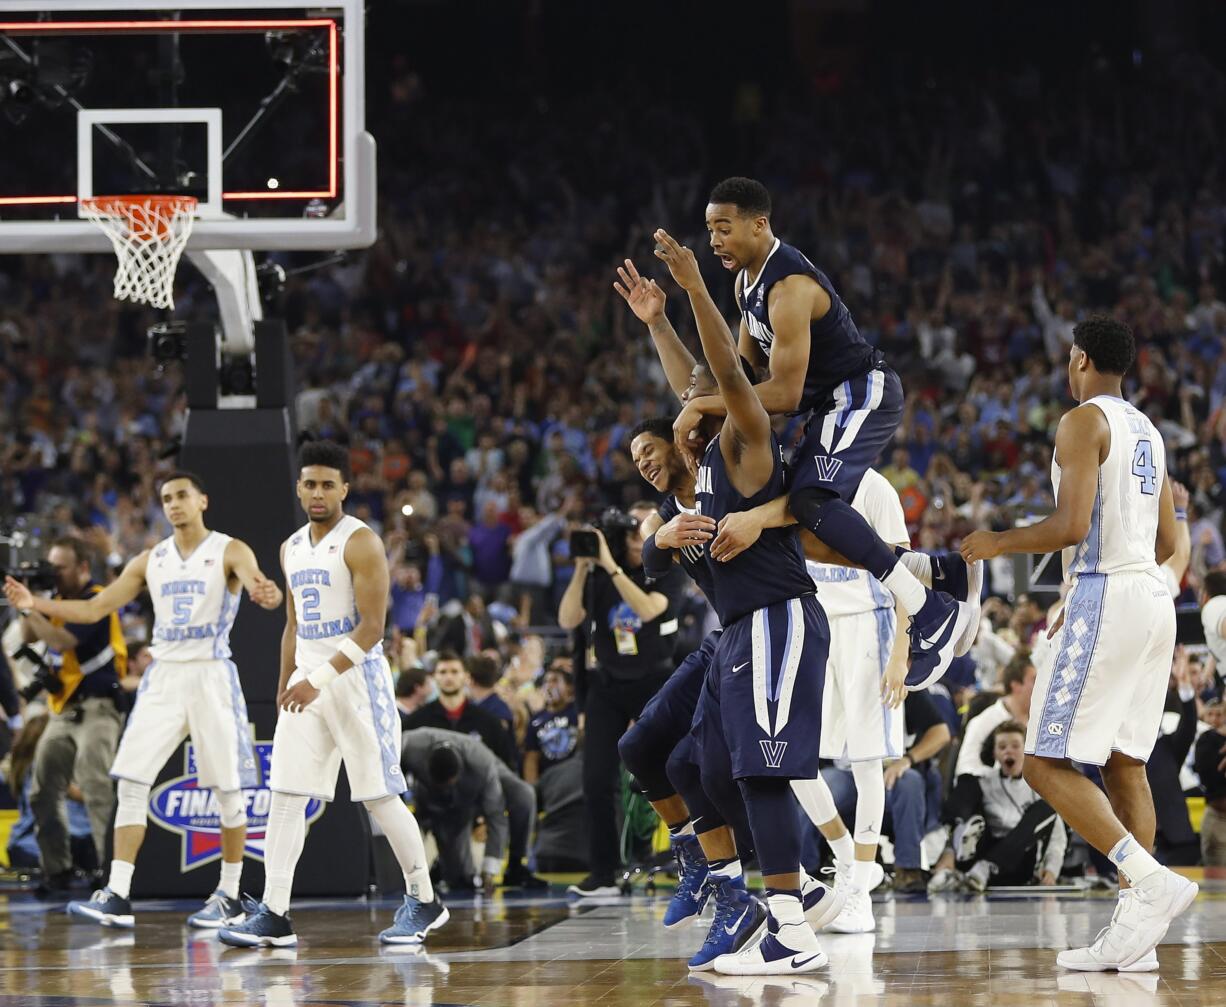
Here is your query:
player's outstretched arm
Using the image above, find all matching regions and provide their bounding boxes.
[224,538,284,610]
[654,228,773,494]
[4,551,149,624]
[614,259,695,402]
[961,406,1105,561]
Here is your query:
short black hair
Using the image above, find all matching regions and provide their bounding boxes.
[465,653,501,689]
[1072,315,1136,376]
[709,177,771,218]
[434,649,465,669]
[629,417,674,444]
[159,470,206,494]
[299,440,351,481]
[1205,571,1226,601]
[427,742,463,786]
[395,666,428,696]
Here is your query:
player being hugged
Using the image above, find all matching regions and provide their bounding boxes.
[4,471,282,929]
[219,440,444,949]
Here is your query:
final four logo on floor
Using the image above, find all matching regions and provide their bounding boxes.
[149,742,325,872]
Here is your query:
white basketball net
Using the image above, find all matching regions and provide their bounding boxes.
[80,195,197,310]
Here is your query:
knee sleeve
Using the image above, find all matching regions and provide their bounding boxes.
[214,788,248,830]
[114,779,151,829]
[790,487,897,581]
[850,761,885,845]
[738,776,801,879]
[618,721,676,802]
[791,775,839,828]
[667,742,722,834]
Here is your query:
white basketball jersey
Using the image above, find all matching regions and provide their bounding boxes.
[806,469,909,618]
[284,514,383,669]
[146,531,238,663]
[1053,395,1164,581]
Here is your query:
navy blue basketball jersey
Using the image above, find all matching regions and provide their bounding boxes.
[736,239,876,411]
[693,433,815,625]
[656,494,719,611]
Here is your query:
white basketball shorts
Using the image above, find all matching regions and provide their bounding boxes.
[268,656,406,803]
[110,659,258,791]
[1027,570,1176,765]
[819,607,905,762]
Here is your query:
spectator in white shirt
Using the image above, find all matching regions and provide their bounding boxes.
[955,655,1036,779]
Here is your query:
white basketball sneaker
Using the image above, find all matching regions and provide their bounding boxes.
[826,885,874,934]
[712,912,828,976]
[1116,868,1197,968]
[1056,889,1165,972]
[802,866,847,931]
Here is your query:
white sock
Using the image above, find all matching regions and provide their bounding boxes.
[711,858,742,881]
[828,831,855,865]
[366,796,434,903]
[766,892,805,925]
[1108,834,1162,886]
[851,860,876,890]
[882,563,927,613]
[262,792,309,916]
[897,550,933,587]
[218,859,242,899]
[107,859,135,899]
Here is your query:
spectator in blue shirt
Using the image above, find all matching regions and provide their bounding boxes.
[523,666,579,785]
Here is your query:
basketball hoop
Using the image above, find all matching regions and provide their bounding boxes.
[80,195,198,310]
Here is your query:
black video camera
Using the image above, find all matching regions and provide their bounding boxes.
[2,559,57,593]
[12,644,63,702]
[570,507,640,563]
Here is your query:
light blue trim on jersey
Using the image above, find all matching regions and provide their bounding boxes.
[360,658,405,797]
[224,659,259,789]
[873,606,901,758]
[212,589,241,660]
[1070,474,1104,576]
[867,572,893,611]
[761,606,774,703]
[1033,574,1107,759]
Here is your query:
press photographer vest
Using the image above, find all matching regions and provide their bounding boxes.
[47,583,128,714]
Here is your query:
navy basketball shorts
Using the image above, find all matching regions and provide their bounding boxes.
[701,594,829,780]
[619,630,720,782]
[788,364,904,501]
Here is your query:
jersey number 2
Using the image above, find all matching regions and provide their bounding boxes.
[301,587,321,622]
[1131,439,1157,496]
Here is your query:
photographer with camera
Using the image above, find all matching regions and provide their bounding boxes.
[557,504,687,895]
[7,537,126,891]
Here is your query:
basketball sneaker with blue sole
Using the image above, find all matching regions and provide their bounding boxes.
[712,913,828,976]
[664,834,710,928]
[217,897,297,948]
[380,894,450,944]
[67,888,134,929]
[906,589,973,690]
[687,877,766,971]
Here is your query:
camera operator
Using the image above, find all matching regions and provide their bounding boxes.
[8,537,127,890]
[557,504,687,895]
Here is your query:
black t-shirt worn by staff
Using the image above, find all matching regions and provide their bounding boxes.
[588,563,687,681]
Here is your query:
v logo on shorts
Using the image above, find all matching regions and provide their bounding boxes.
[812,456,844,483]
[760,739,788,769]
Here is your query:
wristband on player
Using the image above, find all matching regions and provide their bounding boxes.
[337,637,367,666]
[307,664,340,690]
[641,533,673,579]
[1174,508,1187,522]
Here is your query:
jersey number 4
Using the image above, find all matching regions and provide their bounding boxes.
[1131,439,1157,496]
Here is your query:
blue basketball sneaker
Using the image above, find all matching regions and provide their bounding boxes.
[67,888,134,929]
[906,589,972,690]
[187,890,244,929]
[663,834,710,928]
[379,894,450,945]
[929,552,983,656]
[712,909,828,976]
[687,876,766,971]
[217,896,297,948]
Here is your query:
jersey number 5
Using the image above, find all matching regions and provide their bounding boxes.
[301,586,321,622]
[1131,439,1157,496]
[172,596,193,625]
